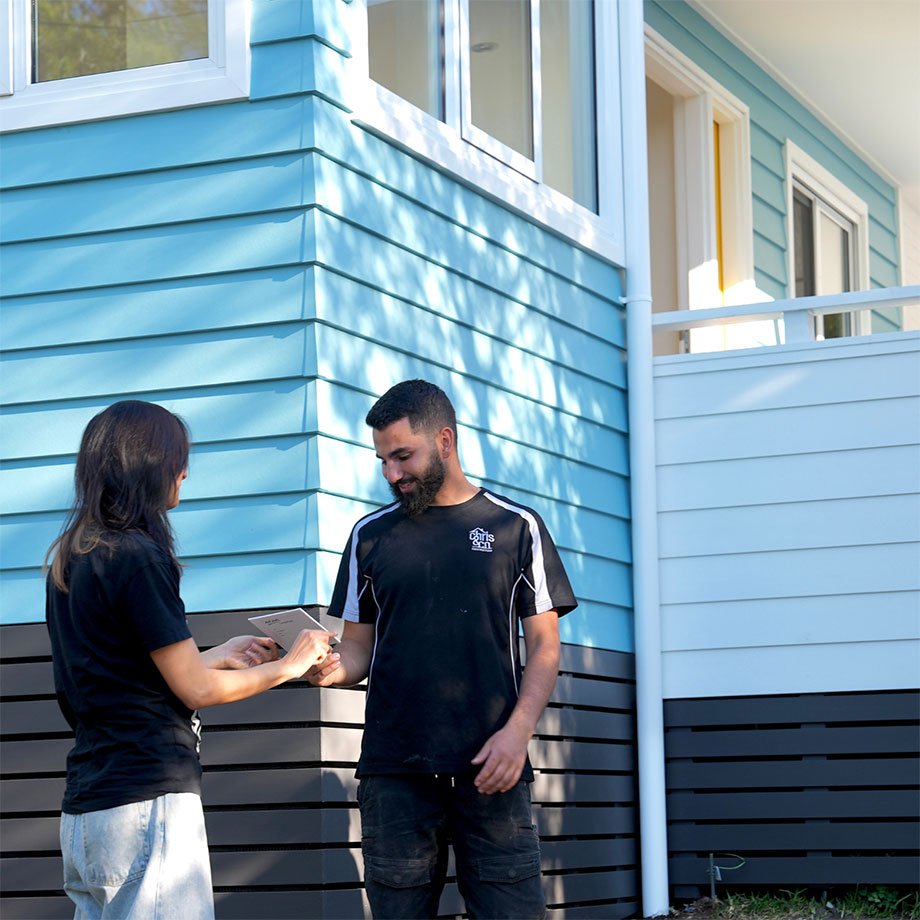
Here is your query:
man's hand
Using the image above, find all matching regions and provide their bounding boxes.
[202,635,279,670]
[471,721,532,794]
[303,621,374,688]
[471,609,561,795]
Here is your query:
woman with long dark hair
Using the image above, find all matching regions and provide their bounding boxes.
[46,400,335,919]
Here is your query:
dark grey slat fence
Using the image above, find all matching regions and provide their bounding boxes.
[1,613,639,919]
[664,690,920,898]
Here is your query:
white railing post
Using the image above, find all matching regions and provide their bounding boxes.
[784,308,814,343]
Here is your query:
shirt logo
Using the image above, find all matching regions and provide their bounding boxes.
[469,527,495,553]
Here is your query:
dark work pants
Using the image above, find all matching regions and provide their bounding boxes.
[357,774,546,920]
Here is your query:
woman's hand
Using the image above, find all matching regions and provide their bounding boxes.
[280,629,338,679]
[202,635,279,670]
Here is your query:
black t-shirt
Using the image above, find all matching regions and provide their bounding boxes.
[46,532,202,814]
[327,488,577,778]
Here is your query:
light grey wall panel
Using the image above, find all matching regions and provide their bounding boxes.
[655,334,920,697]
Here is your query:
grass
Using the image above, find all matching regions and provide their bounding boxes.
[676,887,920,920]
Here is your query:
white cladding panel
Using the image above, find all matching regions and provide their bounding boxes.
[655,333,920,697]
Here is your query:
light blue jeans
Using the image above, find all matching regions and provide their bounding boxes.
[60,792,214,920]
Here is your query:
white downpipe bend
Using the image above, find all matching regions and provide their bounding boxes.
[620,0,670,915]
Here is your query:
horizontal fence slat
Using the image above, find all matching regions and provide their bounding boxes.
[544,869,639,905]
[200,767,357,807]
[665,691,920,726]
[204,807,357,847]
[668,821,920,851]
[1,701,70,736]
[317,890,369,920]
[534,805,636,837]
[542,838,637,871]
[551,674,635,710]
[0,897,71,920]
[538,709,634,740]
[668,855,920,886]
[531,739,635,772]
[0,777,65,814]
[0,817,60,854]
[211,849,330,887]
[533,773,636,805]
[0,738,71,774]
[199,687,321,726]
[557,645,635,680]
[668,789,920,820]
[201,767,324,806]
[0,662,53,697]
[0,856,64,893]
[199,727,322,767]
[317,686,368,723]
[0,626,50,660]
[213,890,325,920]
[548,902,637,919]
[205,726,363,767]
[666,755,920,788]
[665,724,919,758]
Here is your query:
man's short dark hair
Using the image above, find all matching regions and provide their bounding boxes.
[366,379,457,437]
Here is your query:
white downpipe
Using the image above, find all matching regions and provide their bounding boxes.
[620,0,670,915]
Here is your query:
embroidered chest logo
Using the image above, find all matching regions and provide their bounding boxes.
[469,527,495,553]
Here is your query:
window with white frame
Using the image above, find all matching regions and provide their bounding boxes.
[357,0,621,260]
[0,0,249,132]
[785,140,870,339]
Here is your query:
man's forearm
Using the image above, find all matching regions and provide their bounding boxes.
[331,638,371,686]
[308,637,371,687]
[506,643,560,737]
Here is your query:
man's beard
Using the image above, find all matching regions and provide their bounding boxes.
[390,448,446,516]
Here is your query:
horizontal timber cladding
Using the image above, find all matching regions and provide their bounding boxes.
[664,690,920,899]
[0,611,638,920]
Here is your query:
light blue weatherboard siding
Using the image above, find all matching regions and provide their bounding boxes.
[645,1,901,331]
[0,0,632,651]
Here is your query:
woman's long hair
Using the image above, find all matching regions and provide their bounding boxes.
[46,401,190,591]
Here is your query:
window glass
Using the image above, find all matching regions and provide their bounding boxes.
[818,211,850,296]
[793,182,855,338]
[32,0,208,83]
[368,0,443,120]
[540,0,596,211]
[468,0,533,158]
[364,0,605,222]
[793,189,815,298]
[817,210,852,338]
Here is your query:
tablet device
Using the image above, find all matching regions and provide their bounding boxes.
[248,607,340,651]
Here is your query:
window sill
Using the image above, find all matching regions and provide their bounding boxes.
[0,58,249,133]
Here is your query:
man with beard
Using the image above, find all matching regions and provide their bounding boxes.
[306,379,576,920]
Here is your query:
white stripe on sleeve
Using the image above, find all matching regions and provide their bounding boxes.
[482,492,554,613]
[342,503,399,622]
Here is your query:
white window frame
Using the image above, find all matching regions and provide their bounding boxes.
[0,0,250,133]
[785,139,871,336]
[347,0,624,265]
[458,0,540,180]
[644,25,754,312]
